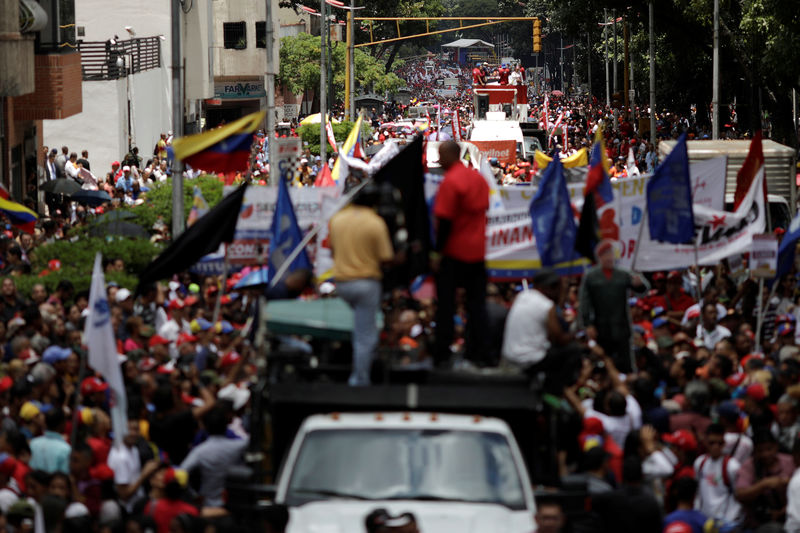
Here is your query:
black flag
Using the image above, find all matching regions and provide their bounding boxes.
[373,135,430,283]
[137,183,248,293]
[574,191,601,262]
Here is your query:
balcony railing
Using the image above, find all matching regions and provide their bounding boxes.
[78,37,161,81]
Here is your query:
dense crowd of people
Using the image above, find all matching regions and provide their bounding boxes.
[3,43,796,533]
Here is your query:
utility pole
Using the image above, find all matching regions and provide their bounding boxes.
[170,0,184,238]
[348,0,355,121]
[319,0,327,164]
[612,10,617,95]
[712,0,720,139]
[560,34,564,93]
[587,32,592,99]
[649,0,656,146]
[604,9,610,107]
[623,19,629,110]
[265,0,276,145]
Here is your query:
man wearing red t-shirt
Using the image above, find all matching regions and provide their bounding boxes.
[472,62,486,86]
[432,141,490,366]
[497,64,510,85]
[651,270,695,328]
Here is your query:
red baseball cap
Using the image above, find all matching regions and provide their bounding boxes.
[219,352,241,369]
[167,299,185,310]
[177,333,198,346]
[81,376,109,396]
[0,376,13,394]
[664,522,693,533]
[148,335,171,348]
[746,383,767,402]
[662,429,698,452]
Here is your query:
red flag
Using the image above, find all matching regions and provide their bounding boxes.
[314,162,335,187]
[733,130,766,210]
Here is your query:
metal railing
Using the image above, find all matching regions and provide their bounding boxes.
[77,37,161,81]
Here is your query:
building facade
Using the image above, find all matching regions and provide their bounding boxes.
[1,0,82,202]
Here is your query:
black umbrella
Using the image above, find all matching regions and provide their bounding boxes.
[88,221,149,239]
[41,179,81,195]
[95,209,136,224]
[70,190,111,207]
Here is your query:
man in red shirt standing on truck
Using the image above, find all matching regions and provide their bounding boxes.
[497,64,511,85]
[472,62,486,86]
[432,141,490,367]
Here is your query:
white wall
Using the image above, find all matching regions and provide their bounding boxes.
[76,0,171,55]
[43,79,125,179]
[184,0,214,102]
[130,66,172,161]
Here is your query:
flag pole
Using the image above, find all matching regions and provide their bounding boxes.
[69,348,88,446]
[212,249,230,324]
[755,278,778,353]
[630,208,647,271]
[754,277,766,352]
[692,241,702,301]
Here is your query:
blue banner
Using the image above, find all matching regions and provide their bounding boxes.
[529,153,577,267]
[647,133,695,244]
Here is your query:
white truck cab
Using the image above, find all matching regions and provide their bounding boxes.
[275,412,537,533]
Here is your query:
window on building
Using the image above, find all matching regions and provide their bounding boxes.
[255,22,266,48]
[36,0,77,52]
[223,22,247,50]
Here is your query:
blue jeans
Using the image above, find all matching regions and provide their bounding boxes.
[336,279,382,386]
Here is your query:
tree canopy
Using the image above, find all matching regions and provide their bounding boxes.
[278,33,406,103]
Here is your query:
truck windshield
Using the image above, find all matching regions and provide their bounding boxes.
[285,429,526,509]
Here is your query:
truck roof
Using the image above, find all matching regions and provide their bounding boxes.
[470,120,524,144]
[299,412,515,434]
[659,139,795,157]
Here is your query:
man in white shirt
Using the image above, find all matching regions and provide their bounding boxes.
[107,419,160,513]
[501,269,572,390]
[694,423,741,527]
[681,285,727,326]
[696,303,732,350]
[64,152,80,180]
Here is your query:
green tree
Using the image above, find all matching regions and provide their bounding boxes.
[279,33,405,105]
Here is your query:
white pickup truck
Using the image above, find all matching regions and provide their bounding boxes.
[274,412,537,533]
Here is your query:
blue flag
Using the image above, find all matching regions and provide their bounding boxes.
[268,176,312,277]
[530,153,577,266]
[776,213,800,280]
[647,133,694,244]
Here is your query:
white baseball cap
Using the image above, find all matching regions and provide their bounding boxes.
[115,288,132,302]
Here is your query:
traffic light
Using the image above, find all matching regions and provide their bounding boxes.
[532,19,542,53]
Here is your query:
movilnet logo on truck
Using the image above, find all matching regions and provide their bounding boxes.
[471,141,517,165]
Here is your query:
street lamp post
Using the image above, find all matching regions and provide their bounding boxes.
[170,0,184,238]
[320,0,327,164]
[712,0,719,139]
[604,9,610,107]
[649,0,656,146]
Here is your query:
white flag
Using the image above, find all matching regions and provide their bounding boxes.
[84,253,128,444]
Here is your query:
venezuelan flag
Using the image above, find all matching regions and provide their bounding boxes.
[330,114,364,182]
[172,111,265,173]
[584,127,614,206]
[0,198,37,234]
